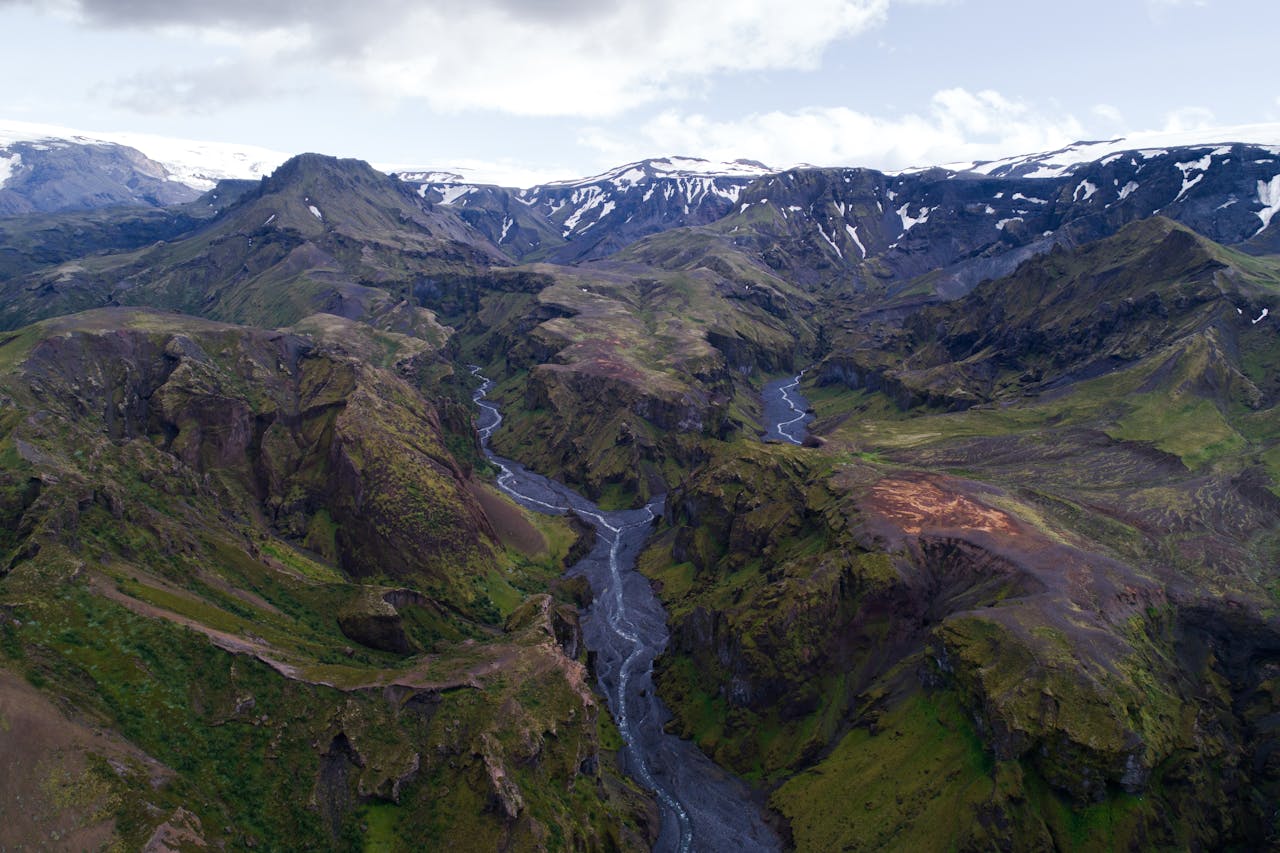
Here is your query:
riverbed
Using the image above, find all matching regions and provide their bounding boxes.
[471,369,780,853]
[761,374,813,445]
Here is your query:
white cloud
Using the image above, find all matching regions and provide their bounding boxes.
[1161,106,1216,133]
[1091,103,1124,127]
[584,88,1088,172]
[31,0,892,118]
[1145,0,1209,21]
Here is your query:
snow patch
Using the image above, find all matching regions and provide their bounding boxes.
[897,203,932,232]
[712,183,744,203]
[436,185,476,205]
[846,223,867,258]
[1073,180,1098,202]
[263,214,276,227]
[499,216,513,243]
[1174,176,1203,203]
[610,167,647,189]
[308,205,323,220]
[1117,181,1140,201]
[1173,154,1212,202]
[561,186,609,235]
[1253,308,1270,324]
[591,200,617,225]
[996,217,1023,230]
[1012,192,1048,205]
[0,151,20,186]
[818,225,843,259]
[1254,175,1280,235]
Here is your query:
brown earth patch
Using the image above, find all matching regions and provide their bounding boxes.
[0,669,173,850]
[865,475,1022,538]
[469,481,546,558]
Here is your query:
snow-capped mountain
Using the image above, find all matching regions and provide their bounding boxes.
[4,117,1280,292]
[690,136,1280,299]
[0,120,290,191]
[405,156,777,262]
[948,122,1280,180]
[0,120,292,215]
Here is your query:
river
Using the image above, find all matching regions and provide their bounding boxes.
[471,369,780,853]
[761,374,812,445]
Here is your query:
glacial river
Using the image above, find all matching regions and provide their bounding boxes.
[761,373,812,445]
[472,369,780,853]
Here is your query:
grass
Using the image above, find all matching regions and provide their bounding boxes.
[259,537,346,583]
[771,689,993,852]
[1109,393,1244,469]
[358,801,405,852]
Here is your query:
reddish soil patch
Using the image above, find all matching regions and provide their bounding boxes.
[866,475,1021,538]
[469,481,546,558]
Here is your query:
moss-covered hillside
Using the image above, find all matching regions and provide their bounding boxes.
[639,222,1280,850]
[0,309,655,850]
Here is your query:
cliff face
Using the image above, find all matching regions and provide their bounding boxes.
[0,308,657,849]
[646,440,1280,849]
[11,309,495,594]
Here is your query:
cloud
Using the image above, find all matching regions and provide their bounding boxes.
[583,88,1088,171]
[1145,0,1209,20]
[15,0,892,117]
[1160,106,1216,133]
[1091,103,1124,126]
[105,58,307,114]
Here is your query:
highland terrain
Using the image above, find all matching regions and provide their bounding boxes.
[0,124,1278,850]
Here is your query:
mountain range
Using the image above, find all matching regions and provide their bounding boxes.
[1,119,1278,850]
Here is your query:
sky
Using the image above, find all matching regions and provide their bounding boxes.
[1,0,1277,185]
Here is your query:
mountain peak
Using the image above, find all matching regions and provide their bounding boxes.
[544,156,776,189]
[261,152,389,187]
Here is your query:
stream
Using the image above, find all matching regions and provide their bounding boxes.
[761,373,813,445]
[471,369,780,853]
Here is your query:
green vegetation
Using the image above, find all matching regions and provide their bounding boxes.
[773,689,995,851]
[4,149,1280,851]
[0,308,653,850]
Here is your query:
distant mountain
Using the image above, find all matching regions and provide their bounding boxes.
[401,131,1280,294]
[944,122,1280,179]
[404,156,775,263]
[6,117,1280,286]
[702,139,1280,297]
[0,120,290,189]
[819,216,1280,407]
[0,153,506,332]
[0,120,289,214]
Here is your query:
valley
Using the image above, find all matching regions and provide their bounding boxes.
[0,122,1278,850]
[475,370,780,852]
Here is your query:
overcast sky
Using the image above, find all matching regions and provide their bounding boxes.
[1,0,1276,183]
